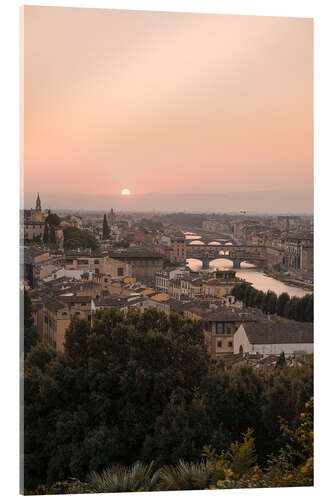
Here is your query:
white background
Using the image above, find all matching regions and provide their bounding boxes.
[0,0,332,498]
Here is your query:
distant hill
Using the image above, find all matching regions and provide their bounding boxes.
[34,190,313,214]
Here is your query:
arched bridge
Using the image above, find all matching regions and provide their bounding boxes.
[186,244,267,269]
[186,237,235,246]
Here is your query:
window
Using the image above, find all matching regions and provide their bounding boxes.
[104,278,108,283]
[217,340,222,348]
[117,267,124,276]
[216,322,224,334]
[94,259,99,264]
[75,311,80,315]
[226,325,232,334]
[228,341,233,347]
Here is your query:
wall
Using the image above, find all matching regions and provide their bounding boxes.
[233,324,251,354]
[248,342,314,356]
[233,324,314,356]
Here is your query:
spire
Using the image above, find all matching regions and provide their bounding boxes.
[36,193,41,212]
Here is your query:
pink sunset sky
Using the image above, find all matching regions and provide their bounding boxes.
[23,6,313,211]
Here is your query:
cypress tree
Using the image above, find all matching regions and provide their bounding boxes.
[276,293,290,317]
[103,214,110,239]
[43,223,49,244]
[49,225,57,245]
[304,295,313,322]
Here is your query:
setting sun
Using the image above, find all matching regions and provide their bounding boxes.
[121,188,131,196]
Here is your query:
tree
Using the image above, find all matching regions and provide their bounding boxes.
[227,428,257,477]
[23,289,37,356]
[64,318,90,363]
[276,293,290,317]
[24,308,313,491]
[305,295,313,322]
[103,214,110,239]
[63,226,98,250]
[286,297,299,320]
[267,291,277,314]
[45,213,61,227]
[43,223,49,244]
[275,352,286,369]
[49,225,57,245]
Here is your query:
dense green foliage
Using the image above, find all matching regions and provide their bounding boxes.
[24,308,313,492]
[42,212,61,247]
[231,282,313,322]
[102,214,110,239]
[63,226,98,250]
[23,289,37,357]
[25,398,313,494]
[45,213,61,228]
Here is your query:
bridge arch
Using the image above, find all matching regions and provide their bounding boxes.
[218,249,230,256]
[189,240,205,245]
[186,258,204,271]
[209,257,234,269]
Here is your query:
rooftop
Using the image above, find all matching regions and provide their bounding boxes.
[109,247,163,259]
[243,320,313,344]
[182,303,242,322]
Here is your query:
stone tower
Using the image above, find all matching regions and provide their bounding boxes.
[108,207,115,226]
[35,193,41,212]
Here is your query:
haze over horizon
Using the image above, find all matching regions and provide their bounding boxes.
[24,189,313,214]
[23,7,313,212]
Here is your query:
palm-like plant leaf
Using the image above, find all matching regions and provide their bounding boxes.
[87,461,159,493]
[158,459,214,491]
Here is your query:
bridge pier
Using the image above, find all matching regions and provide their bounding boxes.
[232,259,242,269]
[201,257,211,269]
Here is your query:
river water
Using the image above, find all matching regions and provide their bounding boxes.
[184,232,308,298]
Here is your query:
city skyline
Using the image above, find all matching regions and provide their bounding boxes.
[23,7,313,211]
[24,189,313,214]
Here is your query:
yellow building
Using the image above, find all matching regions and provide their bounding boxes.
[24,221,45,242]
[201,270,242,297]
[181,302,242,358]
[170,231,187,264]
[39,295,92,351]
[64,252,132,277]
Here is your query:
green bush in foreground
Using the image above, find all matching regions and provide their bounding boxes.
[24,308,313,492]
[25,398,313,494]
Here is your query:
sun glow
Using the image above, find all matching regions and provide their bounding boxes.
[121,188,131,196]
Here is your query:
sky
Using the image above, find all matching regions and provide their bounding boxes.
[23,6,313,211]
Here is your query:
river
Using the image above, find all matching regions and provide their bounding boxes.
[184,232,309,298]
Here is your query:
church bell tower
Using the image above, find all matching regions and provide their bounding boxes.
[35,193,41,212]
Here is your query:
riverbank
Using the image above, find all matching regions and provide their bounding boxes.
[262,268,313,292]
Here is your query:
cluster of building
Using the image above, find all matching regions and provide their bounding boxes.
[29,258,313,365]
[24,196,313,368]
[229,215,313,281]
[23,194,85,250]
